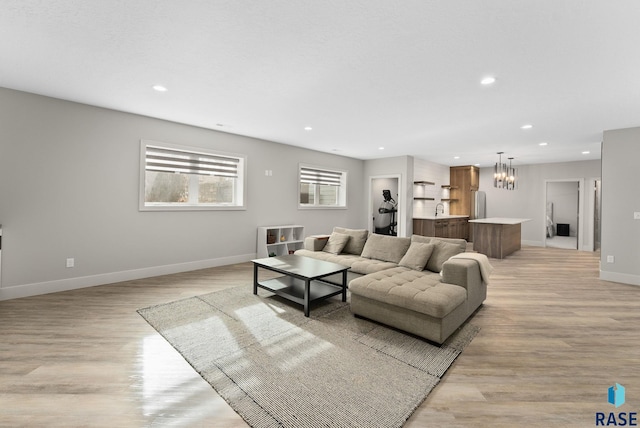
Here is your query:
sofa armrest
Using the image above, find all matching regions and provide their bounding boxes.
[304,236,329,251]
[441,257,487,308]
[441,258,482,291]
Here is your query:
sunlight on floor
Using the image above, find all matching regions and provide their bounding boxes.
[140,335,220,424]
[235,302,335,371]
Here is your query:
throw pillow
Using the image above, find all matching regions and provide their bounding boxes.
[430,236,467,252]
[426,240,465,273]
[399,242,435,271]
[361,234,411,264]
[333,227,369,255]
[411,234,432,245]
[322,232,350,255]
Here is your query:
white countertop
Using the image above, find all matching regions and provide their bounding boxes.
[468,217,531,224]
[413,215,469,220]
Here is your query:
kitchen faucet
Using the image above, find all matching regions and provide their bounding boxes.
[435,203,444,216]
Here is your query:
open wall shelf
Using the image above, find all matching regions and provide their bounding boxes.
[414,180,435,200]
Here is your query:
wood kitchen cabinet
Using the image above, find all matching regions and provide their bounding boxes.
[413,217,469,240]
[450,165,479,216]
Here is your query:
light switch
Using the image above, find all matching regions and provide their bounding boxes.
[634,212,640,220]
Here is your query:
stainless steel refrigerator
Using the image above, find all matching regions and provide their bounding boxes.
[472,191,486,219]
[469,190,486,241]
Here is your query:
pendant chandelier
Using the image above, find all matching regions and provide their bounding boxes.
[494,152,518,190]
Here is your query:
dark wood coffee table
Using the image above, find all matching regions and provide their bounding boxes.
[252,255,348,317]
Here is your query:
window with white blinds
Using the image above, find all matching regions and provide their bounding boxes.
[299,164,347,208]
[145,145,240,178]
[140,140,246,211]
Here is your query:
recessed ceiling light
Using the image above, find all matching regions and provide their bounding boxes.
[521,124,533,130]
[304,126,312,131]
[481,76,496,85]
[379,147,385,150]
[582,151,590,155]
[454,156,460,159]
[539,142,548,146]
[152,85,168,92]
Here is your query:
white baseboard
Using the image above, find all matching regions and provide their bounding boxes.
[600,270,640,287]
[523,240,597,253]
[0,253,256,301]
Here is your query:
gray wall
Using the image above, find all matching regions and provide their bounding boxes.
[601,127,640,285]
[478,160,601,249]
[4,87,634,295]
[0,88,366,299]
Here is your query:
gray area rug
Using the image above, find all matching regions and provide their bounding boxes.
[138,286,479,428]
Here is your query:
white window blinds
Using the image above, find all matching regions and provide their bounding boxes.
[300,167,343,186]
[145,145,239,178]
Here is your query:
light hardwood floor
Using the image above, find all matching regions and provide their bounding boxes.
[1,246,638,427]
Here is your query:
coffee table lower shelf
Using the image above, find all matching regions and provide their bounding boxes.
[252,255,348,317]
[256,276,344,315]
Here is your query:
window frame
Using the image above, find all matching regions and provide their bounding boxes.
[139,140,247,211]
[298,163,348,210]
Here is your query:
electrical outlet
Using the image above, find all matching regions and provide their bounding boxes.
[607,255,615,264]
[66,258,75,268]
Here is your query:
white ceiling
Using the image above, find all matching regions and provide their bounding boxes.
[2,1,639,167]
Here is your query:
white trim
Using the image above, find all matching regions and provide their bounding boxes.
[600,270,640,287]
[583,177,601,252]
[0,253,255,301]
[297,205,347,210]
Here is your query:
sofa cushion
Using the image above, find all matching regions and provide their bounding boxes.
[425,240,465,273]
[399,242,435,271]
[322,232,350,254]
[361,234,411,264]
[348,267,467,318]
[411,234,467,252]
[294,249,364,268]
[350,258,399,275]
[333,227,369,255]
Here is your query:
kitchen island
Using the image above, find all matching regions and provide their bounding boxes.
[468,218,530,259]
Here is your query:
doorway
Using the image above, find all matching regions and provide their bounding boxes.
[369,176,401,236]
[544,180,580,250]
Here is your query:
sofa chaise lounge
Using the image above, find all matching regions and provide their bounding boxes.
[295,227,491,344]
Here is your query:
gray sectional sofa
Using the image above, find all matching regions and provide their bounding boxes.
[295,227,490,344]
